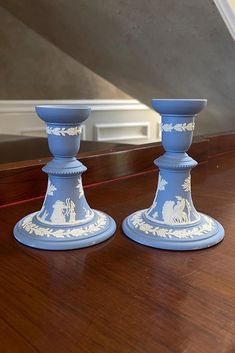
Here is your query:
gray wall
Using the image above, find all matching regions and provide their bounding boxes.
[1,1,235,134]
[0,6,130,99]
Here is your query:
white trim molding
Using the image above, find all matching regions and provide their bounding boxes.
[0,99,149,113]
[0,99,160,144]
[94,122,150,142]
[214,0,235,41]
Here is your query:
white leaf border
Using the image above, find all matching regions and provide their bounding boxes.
[161,122,195,132]
[47,126,82,136]
[131,211,215,239]
[22,211,107,239]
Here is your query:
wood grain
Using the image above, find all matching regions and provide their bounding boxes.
[0,136,131,163]
[0,137,209,206]
[0,151,234,353]
[207,131,235,157]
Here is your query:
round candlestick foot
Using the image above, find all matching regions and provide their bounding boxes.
[14,210,116,250]
[122,210,224,251]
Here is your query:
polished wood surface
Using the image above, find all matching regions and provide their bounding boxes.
[0,135,130,163]
[0,151,234,353]
[0,135,210,206]
[207,131,235,157]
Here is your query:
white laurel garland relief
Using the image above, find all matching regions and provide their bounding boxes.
[47,126,82,136]
[76,177,84,198]
[182,176,191,192]
[22,211,107,239]
[161,122,195,132]
[131,211,215,239]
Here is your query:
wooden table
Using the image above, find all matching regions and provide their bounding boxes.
[0,135,234,353]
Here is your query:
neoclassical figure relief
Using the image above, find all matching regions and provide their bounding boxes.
[146,174,197,225]
[50,198,76,224]
[76,177,84,198]
[162,196,191,225]
[147,174,168,219]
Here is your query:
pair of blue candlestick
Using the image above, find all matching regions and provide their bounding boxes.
[14,99,224,251]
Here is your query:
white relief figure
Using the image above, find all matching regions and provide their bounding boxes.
[182,176,191,192]
[46,180,57,196]
[146,174,167,218]
[40,208,49,222]
[50,200,67,223]
[50,198,77,224]
[158,175,168,191]
[162,196,191,225]
[67,199,76,223]
[76,177,84,198]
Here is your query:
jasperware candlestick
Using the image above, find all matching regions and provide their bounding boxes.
[122,99,224,250]
[14,105,116,250]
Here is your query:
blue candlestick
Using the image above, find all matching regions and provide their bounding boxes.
[122,99,224,250]
[14,105,116,250]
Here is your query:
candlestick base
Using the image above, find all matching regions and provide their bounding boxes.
[14,210,116,250]
[123,210,224,251]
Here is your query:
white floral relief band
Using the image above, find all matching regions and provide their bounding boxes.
[22,211,107,238]
[47,126,82,136]
[161,122,195,132]
[131,211,214,239]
